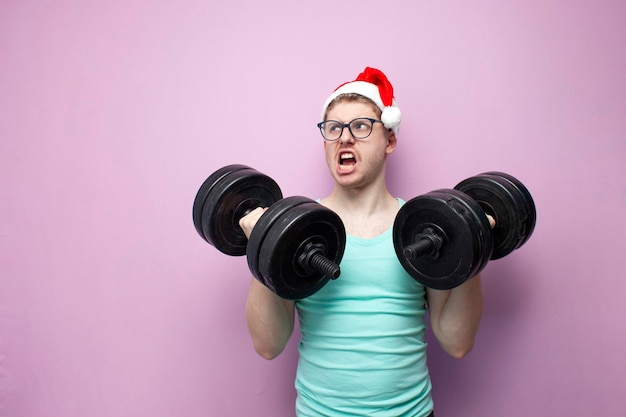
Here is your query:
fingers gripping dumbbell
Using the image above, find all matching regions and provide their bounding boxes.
[192,164,346,299]
[393,172,536,290]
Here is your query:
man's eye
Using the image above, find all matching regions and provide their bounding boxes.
[352,121,370,131]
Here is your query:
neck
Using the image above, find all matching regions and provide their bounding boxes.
[325,184,394,214]
[321,180,399,239]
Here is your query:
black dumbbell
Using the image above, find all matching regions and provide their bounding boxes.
[192,164,346,299]
[393,172,536,290]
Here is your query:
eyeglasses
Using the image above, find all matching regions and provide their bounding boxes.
[317,117,383,141]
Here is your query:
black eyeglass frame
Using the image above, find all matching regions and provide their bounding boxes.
[316,117,384,142]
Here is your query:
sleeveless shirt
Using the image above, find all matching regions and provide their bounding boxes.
[295,201,433,416]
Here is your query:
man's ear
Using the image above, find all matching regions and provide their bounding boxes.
[386,130,397,155]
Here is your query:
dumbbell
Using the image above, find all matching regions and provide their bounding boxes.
[192,164,346,299]
[393,172,536,290]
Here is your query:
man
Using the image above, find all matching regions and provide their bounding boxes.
[240,67,483,416]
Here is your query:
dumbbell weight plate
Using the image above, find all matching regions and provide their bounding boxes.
[252,196,346,299]
[246,195,309,289]
[440,189,494,277]
[455,172,536,260]
[488,172,536,251]
[393,190,492,290]
[193,164,250,242]
[199,165,282,256]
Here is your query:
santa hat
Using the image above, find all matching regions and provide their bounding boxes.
[321,67,401,134]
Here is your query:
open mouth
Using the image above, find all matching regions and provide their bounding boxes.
[339,152,356,166]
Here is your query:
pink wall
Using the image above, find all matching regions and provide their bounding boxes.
[2,0,625,416]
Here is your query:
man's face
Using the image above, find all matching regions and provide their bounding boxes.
[323,100,396,190]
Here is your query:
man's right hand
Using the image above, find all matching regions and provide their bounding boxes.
[238,207,267,239]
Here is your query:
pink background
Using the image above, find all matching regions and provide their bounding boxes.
[2,1,625,416]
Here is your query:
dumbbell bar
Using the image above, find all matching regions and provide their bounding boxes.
[193,164,346,299]
[393,172,536,290]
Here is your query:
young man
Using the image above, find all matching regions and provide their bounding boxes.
[240,67,483,417]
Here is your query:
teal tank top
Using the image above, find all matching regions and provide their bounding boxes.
[294,201,433,416]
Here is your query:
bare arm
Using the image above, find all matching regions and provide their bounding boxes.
[240,207,296,360]
[246,279,295,360]
[426,214,495,357]
[426,274,483,358]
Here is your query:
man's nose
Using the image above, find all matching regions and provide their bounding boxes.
[339,125,355,144]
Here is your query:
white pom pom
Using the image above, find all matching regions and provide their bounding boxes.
[381,106,401,131]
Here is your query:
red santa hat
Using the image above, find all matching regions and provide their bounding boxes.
[321,67,402,134]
